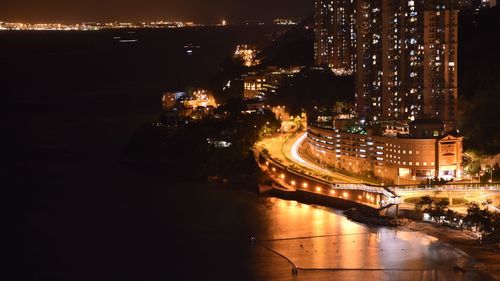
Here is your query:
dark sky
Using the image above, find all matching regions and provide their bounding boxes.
[0,0,312,23]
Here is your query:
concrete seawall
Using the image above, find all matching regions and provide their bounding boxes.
[257,150,387,216]
[268,187,381,216]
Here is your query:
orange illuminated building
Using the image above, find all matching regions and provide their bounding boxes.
[304,119,463,184]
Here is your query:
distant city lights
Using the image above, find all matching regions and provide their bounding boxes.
[0,20,221,31]
[273,18,300,25]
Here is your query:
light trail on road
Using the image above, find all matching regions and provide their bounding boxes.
[290,133,307,164]
[290,133,334,176]
[289,132,368,184]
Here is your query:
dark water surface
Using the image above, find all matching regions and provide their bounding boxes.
[2,26,277,280]
[3,28,492,281]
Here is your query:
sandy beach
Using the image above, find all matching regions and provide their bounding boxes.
[401,221,500,280]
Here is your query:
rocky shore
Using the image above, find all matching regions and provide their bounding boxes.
[343,207,412,227]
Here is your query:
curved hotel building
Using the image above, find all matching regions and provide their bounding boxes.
[304,119,463,184]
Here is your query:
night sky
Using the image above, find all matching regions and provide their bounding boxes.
[0,0,312,23]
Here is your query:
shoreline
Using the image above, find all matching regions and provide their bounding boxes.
[262,184,500,280]
[401,221,500,280]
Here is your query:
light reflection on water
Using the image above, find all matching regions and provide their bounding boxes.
[251,197,491,281]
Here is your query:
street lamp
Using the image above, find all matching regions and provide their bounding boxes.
[466,174,472,184]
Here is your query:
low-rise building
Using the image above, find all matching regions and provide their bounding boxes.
[162,91,185,110]
[183,89,217,109]
[304,119,463,184]
[243,74,266,100]
[243,66,304,100]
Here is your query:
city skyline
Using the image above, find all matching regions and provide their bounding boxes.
[0,0,312,24]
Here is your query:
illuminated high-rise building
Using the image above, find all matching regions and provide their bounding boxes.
[355,0,459,129]
[314,0,334,67]
[355,0,395,120]
[331,0,357,74]
[459,0,496,9]
[314,0,357,74]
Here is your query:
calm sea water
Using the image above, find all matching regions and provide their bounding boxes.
[3,28,492,281]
